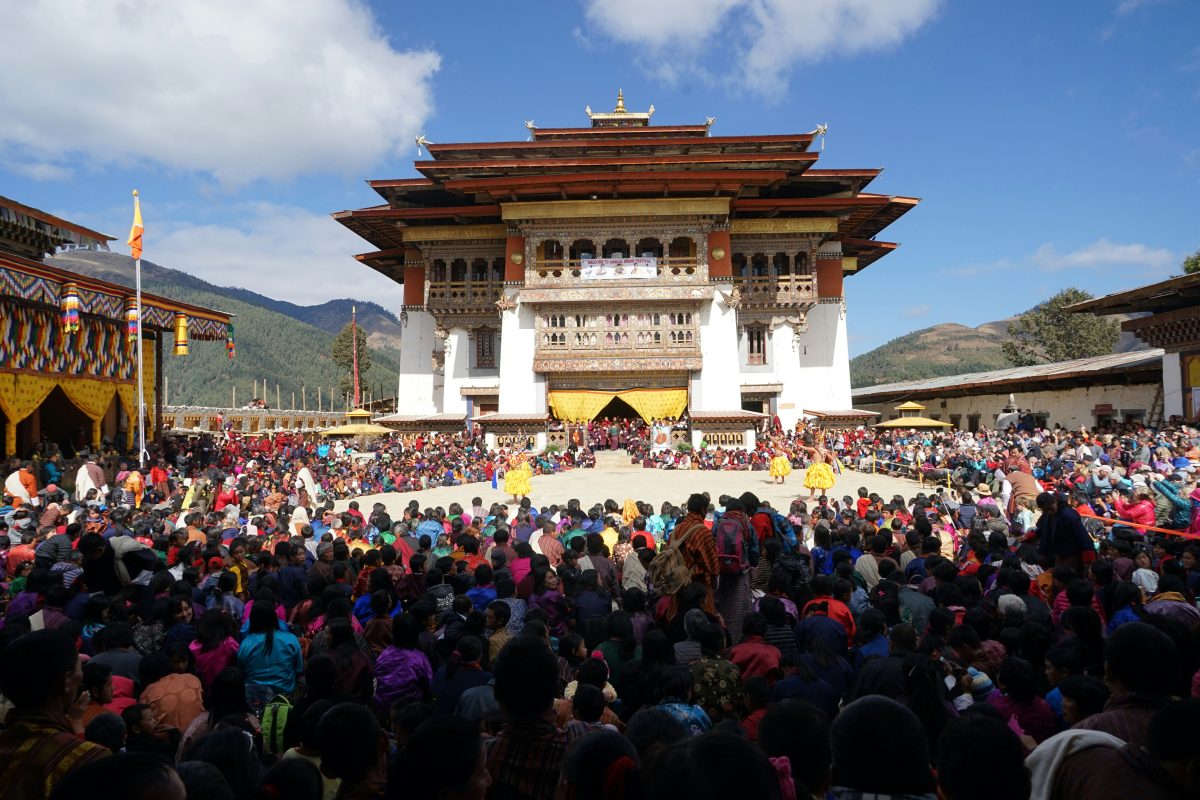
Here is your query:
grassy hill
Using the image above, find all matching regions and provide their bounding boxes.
[851,316,1148,388]
[49,250,401,408]
[850,320,1012,388]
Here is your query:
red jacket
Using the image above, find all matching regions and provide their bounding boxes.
[730,636,781,683]
[749,511,774,547]
[801,596,857,645]
[1113,496,1155,529]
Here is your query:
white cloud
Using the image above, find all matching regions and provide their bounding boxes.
[150,203,406,309]
[4,161,73,181]
[1030,238,1175,271]
[583,0,941,98]
[0,1,439,185]
[1115,0,1166,14]
[903,304,931,318]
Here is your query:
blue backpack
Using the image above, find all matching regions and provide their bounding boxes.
[771,511,798,549]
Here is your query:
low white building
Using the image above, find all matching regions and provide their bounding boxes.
[851,350,1164,431]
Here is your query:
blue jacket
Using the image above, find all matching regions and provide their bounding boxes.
[1152,479,1192,527]
[238,630,303,694]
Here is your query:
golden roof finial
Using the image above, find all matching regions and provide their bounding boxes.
[613,88,626,114]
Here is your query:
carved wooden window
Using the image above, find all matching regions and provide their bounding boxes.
[475,329,496,368]
[747,326,767,365]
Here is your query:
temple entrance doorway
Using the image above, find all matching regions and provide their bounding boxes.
[593,396,640,421]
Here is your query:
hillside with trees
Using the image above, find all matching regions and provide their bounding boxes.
[852,293,1145,388]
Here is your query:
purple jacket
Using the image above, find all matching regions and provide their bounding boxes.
[373,646,432,714]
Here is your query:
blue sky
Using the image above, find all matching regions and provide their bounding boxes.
[1,0,1197,356]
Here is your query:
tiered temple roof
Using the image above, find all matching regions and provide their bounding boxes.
[334,91,917,280]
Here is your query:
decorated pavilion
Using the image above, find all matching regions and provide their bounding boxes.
[335,91,916,444]
[0,196,233,457]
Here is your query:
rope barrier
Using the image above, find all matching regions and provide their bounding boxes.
[1079,512,1200,542]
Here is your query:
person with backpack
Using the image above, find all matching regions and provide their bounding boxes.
[713,496,758,645]
[655,493,719,595]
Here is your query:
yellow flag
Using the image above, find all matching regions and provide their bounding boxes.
[127,190,143,260]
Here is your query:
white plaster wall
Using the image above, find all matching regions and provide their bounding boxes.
[441,328,470,417]
[498,292,547,415]
[693,288,742,412]
[1163,352,1183,420]
[397,310,437,415]
[854,383,1158,430]
[777,302,851,428]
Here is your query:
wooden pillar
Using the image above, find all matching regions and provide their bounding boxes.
[154,332,163,447]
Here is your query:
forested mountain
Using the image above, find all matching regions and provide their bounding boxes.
[49,250,401,408]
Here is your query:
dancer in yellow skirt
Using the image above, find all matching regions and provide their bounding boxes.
[800,442,836,500]
[768,445,792,484]
[503,451,532,502]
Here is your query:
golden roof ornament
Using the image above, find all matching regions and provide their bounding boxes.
[586,90,653,127]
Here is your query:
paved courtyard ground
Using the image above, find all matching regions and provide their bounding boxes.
[336,451,927,518]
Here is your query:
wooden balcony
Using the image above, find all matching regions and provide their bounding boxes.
[527,257,708,287]
[735,274,816,306]
[426,281,503,310]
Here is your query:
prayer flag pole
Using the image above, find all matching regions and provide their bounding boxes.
[127,190,147,467]
[352,305,361,407]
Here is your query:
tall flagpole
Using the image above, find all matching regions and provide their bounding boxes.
[130,190,147,467]
[351,305,361,407]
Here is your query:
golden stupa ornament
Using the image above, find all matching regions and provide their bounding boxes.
[586,89,654,126]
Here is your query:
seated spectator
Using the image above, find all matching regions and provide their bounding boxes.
[0,630,108,798]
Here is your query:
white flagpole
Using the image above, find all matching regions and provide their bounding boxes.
[133,190,147,467]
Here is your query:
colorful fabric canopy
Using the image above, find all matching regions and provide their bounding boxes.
[548,388,687,423]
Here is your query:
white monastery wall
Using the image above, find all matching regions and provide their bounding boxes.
[692,289,742,412]
[396,309,438,415]
[498,294,546,415]
[779,302,852,428]
[856,382,1157,430]
[440,327,470,416]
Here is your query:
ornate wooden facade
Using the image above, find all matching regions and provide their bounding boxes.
[335,92,917,427]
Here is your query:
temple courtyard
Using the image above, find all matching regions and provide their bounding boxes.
[335,450,927,518]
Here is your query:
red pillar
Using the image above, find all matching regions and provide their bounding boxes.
[504,236,526,282]
[707,230,732,278]
[402,265,425,306]
[816,257,844,298]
